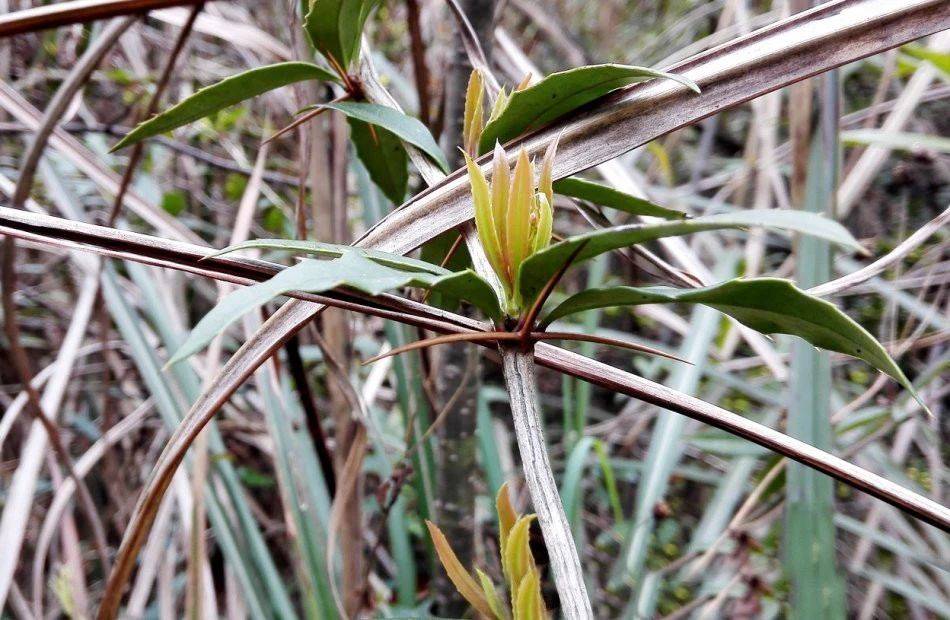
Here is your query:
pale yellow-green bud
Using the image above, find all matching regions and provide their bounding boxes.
[465,139,558,316]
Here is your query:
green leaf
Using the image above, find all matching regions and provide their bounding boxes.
[427,269,503,320]
[348,117,409,204]
[542,278,928,412]
[518,209,863,304]
[841,129,950,154]
[476,568,509,620]
[503,516,536,596]
[901,43,950,77]
[311,101,449,172]
[111,62,339,150]
[553,176,686,220]
[169,251,501,364]
[478,64,699,153]
[513,569,545,620]
[304,0,381,71]
[208,238,451,276]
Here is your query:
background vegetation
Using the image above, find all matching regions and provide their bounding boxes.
[0,0,947,618]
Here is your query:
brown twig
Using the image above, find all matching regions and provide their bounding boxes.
[105,3,202,227]
[362,328,688,365]
[284,335,337,498]
[264,103,331,145]
[405,0,431,126]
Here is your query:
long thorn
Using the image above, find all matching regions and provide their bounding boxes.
[421,230,465,304]
[264,93,351,145]
[518,239,590,338]
[362,331,518,365]
[264,106,330,145]
[532,332,691,364]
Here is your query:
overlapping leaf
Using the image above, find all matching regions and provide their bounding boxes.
[553,176,687,219]
[348,118,409,204]
[111,62,339,150]
[169,251,500,364]
[518,209,863,303]
[478,64,699,153]
[425,521,496,618]
[542,278,927,412]
[313,101,449,171]
[209,238,449,275]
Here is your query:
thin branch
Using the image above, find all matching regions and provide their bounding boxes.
[362,328,690,365]
[405,0,432,126]
[536,332,689,364]
[263,104,332,145]
[284,335,337,497]
[362,331,519,364]
[809,205,950,297]
[105,2,202,227]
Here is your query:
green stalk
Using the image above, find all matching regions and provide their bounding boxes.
[784,71,845,619]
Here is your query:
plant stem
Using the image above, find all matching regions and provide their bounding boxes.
[499,344,593,619]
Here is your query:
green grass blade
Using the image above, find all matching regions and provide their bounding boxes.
[784,118,845,620]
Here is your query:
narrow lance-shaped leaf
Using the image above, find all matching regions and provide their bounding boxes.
[514,570,546,620]
[465,153,506,282]
[506,148,534,308]
[504,515,536,597]
[310,101,450,171]
[496,482,518,556]
[518,209,864,304]
[425,521,496,619]
[478,64,699,153]
[491,143,512,265]
[168,252,501,364]
[542,278,929,414]
[111,62,339,150]
[463,70,485,157]
[208,238,450,275]
[476,568,509,620]
[553,176,687,220]
[348,117,409,204]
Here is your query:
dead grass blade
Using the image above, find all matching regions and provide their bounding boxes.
[0,0,201,37]
[810,205,950,297]
[0,81,200,244]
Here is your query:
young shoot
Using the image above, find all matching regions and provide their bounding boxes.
[465,140,557,318]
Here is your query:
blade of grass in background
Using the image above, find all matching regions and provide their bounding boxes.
[784,72,845,620]
[359,162,431,605]
[612,302,722,592]
[40,159,287,617]
[561,254,607,448]
[267,374,337,618]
